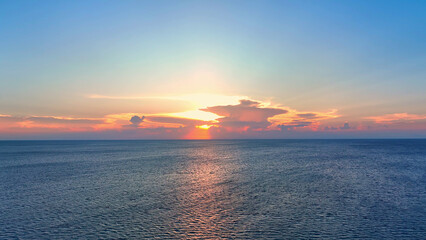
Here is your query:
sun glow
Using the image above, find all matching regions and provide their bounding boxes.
[87,93,245,122]
[197,124,213,130]
[173,93,245,108]
[88,93,245,108]
[169,110,220,122]
[184,127,211,139]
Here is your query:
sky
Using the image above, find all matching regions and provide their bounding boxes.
[1,0,426,139]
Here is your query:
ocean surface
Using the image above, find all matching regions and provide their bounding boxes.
[0,140,425,239]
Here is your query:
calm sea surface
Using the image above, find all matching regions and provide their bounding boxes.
[0,140,425,239]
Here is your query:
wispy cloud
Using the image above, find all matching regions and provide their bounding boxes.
[365,113,426,123]
[26,116,103,124]
[0,114,105,133]
[278,121,315,131]
[270,108,340,131]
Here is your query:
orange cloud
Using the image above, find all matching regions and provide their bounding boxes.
[0,94,344,139]
[270,109,340,131]
[365,113,426,123]
[0,115,104,134]
[24,98,339,136]
[85,95,341,135]
[9,95,424,139]
[201,99,287,132]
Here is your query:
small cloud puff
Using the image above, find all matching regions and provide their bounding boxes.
[130,115,145,127]
[340,122,350,130]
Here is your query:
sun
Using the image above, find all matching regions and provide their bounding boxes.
[197,125,213,130]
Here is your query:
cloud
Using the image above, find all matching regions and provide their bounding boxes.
[270,109,340,131]
[27,116,103,124]
[0,114,22,122]
[340,122,350,130]
[202,99,287,122]
[0,114,103,125]
[278,121,313,131]
[201,99,287,131]
[6,94,423,139]
[238,99,260,107]
[365,113,426,123]
[129,115,145,127]
[0,114,106,133]
[323,122,351,131]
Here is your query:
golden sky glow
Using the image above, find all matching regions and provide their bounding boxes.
[2,92,425,139]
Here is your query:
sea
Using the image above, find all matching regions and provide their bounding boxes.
[0,139,425,239]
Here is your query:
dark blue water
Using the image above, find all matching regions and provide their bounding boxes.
[0,140,425,239]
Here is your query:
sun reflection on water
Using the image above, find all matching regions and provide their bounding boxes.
[172,144,243,239]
